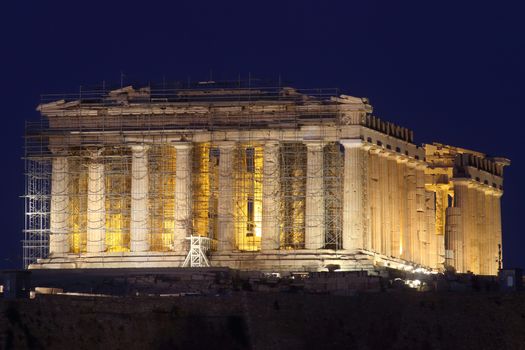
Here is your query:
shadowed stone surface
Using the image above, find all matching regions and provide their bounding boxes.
[1,292,525,349]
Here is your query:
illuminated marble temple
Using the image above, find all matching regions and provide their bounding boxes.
[24,84,509,275]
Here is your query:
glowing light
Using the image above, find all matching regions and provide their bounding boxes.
[405,279,421,289]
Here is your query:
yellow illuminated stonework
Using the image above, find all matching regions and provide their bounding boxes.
[192,143,219,239]
[105,148,131,252]
[68,156,87,254]
[280,142,306,249]
[149,145,176,251]
[234,144,263,251]
[323,143,343,249]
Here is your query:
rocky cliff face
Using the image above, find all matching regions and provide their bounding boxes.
[1,292,525,350]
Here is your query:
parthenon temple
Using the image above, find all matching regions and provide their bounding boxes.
[24,83,510,275]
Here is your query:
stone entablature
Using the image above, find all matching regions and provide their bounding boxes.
[46,125,425,163]
[38,87,412,144]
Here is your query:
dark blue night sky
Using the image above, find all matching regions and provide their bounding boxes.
[0,1,523,269]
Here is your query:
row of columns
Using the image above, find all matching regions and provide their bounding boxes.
[448,179,503,274]
[49,143,193,255]
[49,139,369,256]
[50,139,477,273]
[365,149,436,266]
[214,140,363,251]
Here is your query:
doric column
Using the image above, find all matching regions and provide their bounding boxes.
[86,149,106,253]
[369,149,381,253]
[341,140,367,251]
[261,141,280,251]
[396,157,409,260]
[425,191,438,269]
[217,141,236,251]
[493,190,503,271]
[130,145,150,252]
[478,186,491,275]
[464,182,478,273]
[415,164,427,265]
[363,149,372,252]
[406,161,418,263]
[471,184,485,274]
[173,142,193,253]
[484,189,495,275]
[49,154,70,255]
[304,141,325,250]
[445,206,462,271]
[451,179,469,272]
[379,151,391,256]
[388,156,400,258]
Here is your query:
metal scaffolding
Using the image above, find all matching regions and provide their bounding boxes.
[24,156,51,268]
[280,142,307,248]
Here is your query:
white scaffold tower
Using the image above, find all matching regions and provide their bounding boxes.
[182,235,213,267]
